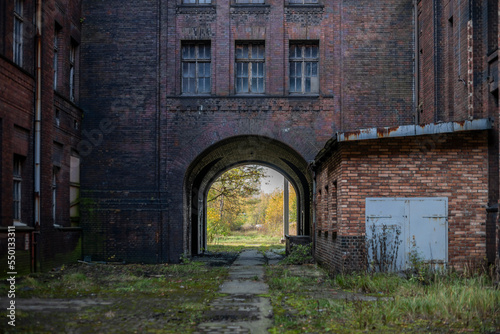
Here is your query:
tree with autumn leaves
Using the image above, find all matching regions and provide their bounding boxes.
[207,165,297,242]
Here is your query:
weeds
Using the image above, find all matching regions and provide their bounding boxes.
[266,262,500,333]
[366,223,402,272]
[281,243,314,265]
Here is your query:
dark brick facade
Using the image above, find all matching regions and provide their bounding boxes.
[79,0,415,263]
[0,0,83,275]
[1,0,497,271]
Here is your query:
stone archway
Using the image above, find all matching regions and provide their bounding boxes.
[184,135,313,255]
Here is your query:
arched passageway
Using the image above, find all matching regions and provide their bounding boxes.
[184,135,313,255]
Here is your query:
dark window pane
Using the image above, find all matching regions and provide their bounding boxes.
[311,62,318,76]
[311,45,318,58]
[236,44,244,59]
[257,62,264,77]
[204,62,211,76]
[182,62,189,77]
[257,78,264,93]
[189,63,196,77]
[182,45,196,59]
[199,45,211,59]
[252,44,264,59]
[242,78,248,92]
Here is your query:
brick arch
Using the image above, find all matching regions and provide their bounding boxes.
[184,135,313,255]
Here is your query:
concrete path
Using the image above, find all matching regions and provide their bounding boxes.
[195,249,276,334]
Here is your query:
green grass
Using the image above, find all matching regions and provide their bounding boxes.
[207,230,285,253]
[265,265,500,333]
[0,262,229,333]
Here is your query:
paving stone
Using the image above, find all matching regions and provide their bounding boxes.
[196,250,274,333]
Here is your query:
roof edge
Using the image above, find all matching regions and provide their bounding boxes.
[337,118,493,143]
[312,118,493,169]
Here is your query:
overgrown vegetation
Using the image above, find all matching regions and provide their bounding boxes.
[0,261,230,333]
[266,264,500,333]
[281,243,314,265]
[366,223,402,272]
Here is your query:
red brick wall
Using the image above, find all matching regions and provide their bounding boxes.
[0,0,83,274]
[314,131,489,272]
[80,0,415,263]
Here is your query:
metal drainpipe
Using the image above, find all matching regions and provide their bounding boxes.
[414,0,419,124]
[34,0,42,265]
[433,0,438,123]
[311,169,316,257]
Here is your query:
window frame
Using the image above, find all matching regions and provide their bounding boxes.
[288,0,319,4]
[69,39,78,102]
[234,0,265,3]
[181,0,212,4]
[52,167,58,224]
[13,156,23,225]
[70,155,81,226]
[289,42,319,95]
[181,42,212,95]
[235,42,265,94]
[13,0,24,66]
[54,24,62,90]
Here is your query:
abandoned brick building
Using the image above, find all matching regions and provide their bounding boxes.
[0,0,83,273]
[0,0,498,274]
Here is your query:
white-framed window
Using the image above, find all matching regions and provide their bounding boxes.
[289,0,318,4]
[182,42,211,94]
[182,0,212,3]
[235,0,265,3]
[13,156,22,224]
[69,40,78,101]
[54,24,61,90]
[235,42,265,94]
[70,155,80,226]
[52,168,58,223]
[289,42,319,94]
[13,0,23,66]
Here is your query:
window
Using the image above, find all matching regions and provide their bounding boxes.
[13,156,22,224]
[52,168,58,223]
[182,42,211,94]
[69,40,78,101]
[235,0,265,3]
[70,155,80,226]
[182,0,211,3]
[54,24,61,90]
[289,0,319,3]
[289,42,319,94]
[13,0,23,66]
[235,42,265,94]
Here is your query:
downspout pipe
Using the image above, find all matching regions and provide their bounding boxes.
[34,0,42,271]
[414,0,419,124]
[34,0,42,225]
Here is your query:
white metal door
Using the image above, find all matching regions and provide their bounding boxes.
[408,198,448,266]
[366,198,407,271]
[366,197,448,271]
